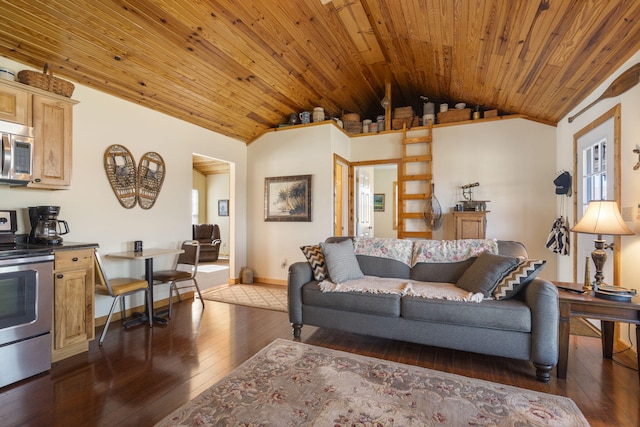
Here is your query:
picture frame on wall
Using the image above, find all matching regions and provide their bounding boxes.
[373,193,385,212]
[218,199,229,216]
[264,174,312,222]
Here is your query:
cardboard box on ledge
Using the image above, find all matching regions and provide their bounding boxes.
[437,108,471,123]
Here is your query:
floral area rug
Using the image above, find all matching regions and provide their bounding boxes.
[201,284,287,312]
[155,339,588,426]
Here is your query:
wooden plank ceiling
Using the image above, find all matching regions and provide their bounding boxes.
[0,0,639,143]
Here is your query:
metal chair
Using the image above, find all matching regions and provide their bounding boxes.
[152,240,204,318]
[94,252,151,345]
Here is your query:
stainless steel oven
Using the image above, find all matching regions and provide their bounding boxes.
[0,254,53,388]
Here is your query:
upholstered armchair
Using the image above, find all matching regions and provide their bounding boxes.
[192,224,222,262]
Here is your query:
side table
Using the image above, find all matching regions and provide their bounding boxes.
[554,281,640,379]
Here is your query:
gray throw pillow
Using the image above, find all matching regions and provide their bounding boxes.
[320,239,364,284]
[456,252,520,297]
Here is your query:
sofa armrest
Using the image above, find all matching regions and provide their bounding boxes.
[288,262,313,325]
[522,278,559,367]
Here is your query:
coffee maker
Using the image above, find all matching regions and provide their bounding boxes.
[29,206,69,245]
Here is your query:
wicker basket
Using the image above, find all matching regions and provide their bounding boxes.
[17,64,74,97]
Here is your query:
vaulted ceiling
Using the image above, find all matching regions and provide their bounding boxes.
[1,1,639,143]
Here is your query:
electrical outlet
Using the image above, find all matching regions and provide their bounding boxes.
[622,206,633,221]
[281,259,287,269]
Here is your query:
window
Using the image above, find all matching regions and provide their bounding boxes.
[580,139,607,215]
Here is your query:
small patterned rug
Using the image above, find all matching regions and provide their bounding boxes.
[201,284,287,312]
[155,339,589,426]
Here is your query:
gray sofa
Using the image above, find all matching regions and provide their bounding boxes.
[288,238,559,382]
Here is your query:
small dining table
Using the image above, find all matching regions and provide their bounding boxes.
[107,247,184,326]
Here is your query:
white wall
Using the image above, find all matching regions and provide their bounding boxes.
[373,167,397,238]
[250,117,558,283]
[0,58,248,318]
[247,125,349,282]
[556,49,640,350]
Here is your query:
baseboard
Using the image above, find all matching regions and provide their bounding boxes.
[254,277,287,286]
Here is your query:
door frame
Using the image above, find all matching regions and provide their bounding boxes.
[572,104,622,284]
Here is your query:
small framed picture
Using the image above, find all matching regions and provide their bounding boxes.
[373,193,385,212]
[218,199,229,216]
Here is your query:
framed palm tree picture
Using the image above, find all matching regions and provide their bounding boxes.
[264,175,312,221]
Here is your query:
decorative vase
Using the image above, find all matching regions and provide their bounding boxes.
[583,257,592,293]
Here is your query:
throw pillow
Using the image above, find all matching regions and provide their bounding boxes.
[320,239,364,284]
[456,252,520,297]
[300,244,327,281]
[493,259,547,300]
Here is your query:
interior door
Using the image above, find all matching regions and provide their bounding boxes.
[356,167,374,237]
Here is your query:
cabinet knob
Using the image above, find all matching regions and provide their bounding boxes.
[56,274,64,279]
[72,257,79,262]
[34,178,41,182]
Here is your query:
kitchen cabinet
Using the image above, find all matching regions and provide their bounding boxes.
[0,83,31,125]
[453,211,488,240]
[0,78,77,189]
[52,248,95,362]
[30,95,74,189]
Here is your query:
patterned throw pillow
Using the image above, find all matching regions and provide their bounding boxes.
[493,259,547,300]
[300,244,327,281]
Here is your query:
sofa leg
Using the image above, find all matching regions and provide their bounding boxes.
[292,324,302,338]
[533,363,552,382]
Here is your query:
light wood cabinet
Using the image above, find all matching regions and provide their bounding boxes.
[52,249,95,362]
[30,95,73,189]
[453,211,488,239]
[0,78,77,189]
[0,83,31,125]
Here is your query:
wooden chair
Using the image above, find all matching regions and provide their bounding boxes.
[152,240,204,318]
[94,252,151,345]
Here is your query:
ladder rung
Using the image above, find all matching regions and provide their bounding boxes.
[401,212,424,219]
[401,174,431,181]
[403,136,432,144]
[398,231,432,239]
[402,155,432,163]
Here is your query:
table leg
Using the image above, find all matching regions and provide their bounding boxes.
[601,320,615,359]
[145,257,168,325]
[637,326,640,381]
[557,302,570,379]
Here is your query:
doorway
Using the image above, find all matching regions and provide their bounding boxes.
[351,161,399,238]
[192,153,232,286]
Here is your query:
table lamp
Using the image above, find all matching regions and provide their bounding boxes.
[570,200,634,297]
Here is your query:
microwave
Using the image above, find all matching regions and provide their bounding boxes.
[0,120,34,185]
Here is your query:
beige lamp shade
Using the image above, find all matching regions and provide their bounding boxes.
[571,200,634,236]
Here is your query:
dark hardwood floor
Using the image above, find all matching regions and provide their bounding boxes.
[0,297,637,426]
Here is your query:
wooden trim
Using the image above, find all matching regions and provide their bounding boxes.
[253,277,287,286]
[572,104,622,285]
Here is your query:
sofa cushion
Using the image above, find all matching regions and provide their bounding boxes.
[357,255,410,279]
[401,297,531,332]
[303,282,401,317]
[456,252,520,297]
[320,239,364,283]
[300,244,327,281]
[410,258,475,283]
[493,259,547,300]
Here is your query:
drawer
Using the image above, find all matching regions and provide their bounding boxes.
[55,249,94,271]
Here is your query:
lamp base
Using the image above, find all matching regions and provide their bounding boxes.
[594,285,637,302]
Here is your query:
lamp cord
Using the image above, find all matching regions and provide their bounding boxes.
[612,325,638,371]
